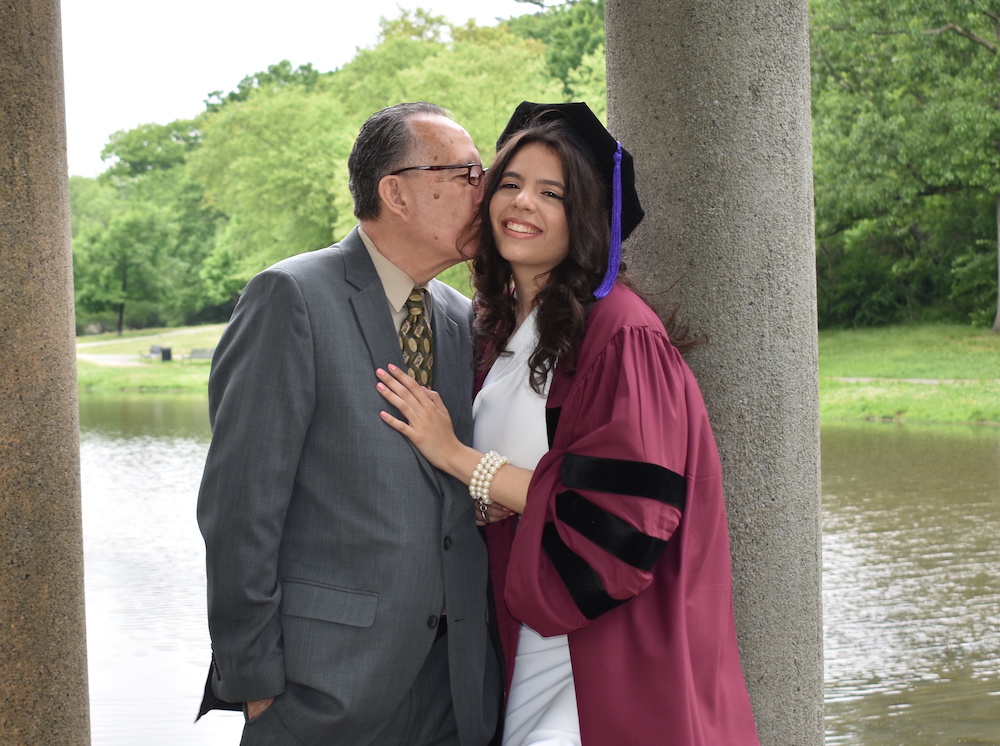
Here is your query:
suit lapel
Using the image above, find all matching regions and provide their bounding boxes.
[342,229,405,374]
[427,286,464,417]
[427,284,476,528]
[351,284,405,374]
[342,229,446,488]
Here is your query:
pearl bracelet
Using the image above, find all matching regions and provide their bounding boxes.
[469,450,509,505]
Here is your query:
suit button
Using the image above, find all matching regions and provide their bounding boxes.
[443,536,453,550]
[427,615,439,629]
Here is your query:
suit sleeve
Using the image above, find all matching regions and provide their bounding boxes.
[503,324,691,636]
[196,268,316,703]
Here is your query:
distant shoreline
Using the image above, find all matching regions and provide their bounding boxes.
[76,322,1000,425]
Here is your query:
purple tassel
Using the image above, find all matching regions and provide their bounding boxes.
[594,142,623,299]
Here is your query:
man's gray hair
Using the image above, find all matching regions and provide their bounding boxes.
[348,102,452,221]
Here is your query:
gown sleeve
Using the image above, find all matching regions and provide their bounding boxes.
[502,323,694,636]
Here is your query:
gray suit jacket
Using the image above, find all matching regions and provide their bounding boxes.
[197,228,500,745]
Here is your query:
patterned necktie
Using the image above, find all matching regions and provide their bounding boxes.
[399,286,433,387]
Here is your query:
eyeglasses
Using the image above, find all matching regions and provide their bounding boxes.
[389,163,486,186]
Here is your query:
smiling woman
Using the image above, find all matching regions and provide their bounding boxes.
[374,101,760,746]
[489,142,571,300]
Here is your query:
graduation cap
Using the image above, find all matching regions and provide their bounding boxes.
[496,101,644,298]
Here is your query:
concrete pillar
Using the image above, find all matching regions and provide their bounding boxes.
[606,1,823,744]
[1,1,92,744]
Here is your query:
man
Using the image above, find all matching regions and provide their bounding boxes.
[197,102,501,746]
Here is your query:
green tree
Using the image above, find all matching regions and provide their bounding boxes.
[71,119,226,331]
[564,42,606,115]
[378,7,450,42]
[396,23,563,157]
[189,87,355,301]
[811,0,1000,330]
[68,175,120,241]
[326,10,450,118]
[71,5,607,324]
[187,13,563,300]
[100,120,201,177]
[204,60,321,112]
[74,206,180,334]
[100,118,225,324]
[504,0,605,95]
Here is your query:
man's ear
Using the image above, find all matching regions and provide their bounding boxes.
[378,175,409,220]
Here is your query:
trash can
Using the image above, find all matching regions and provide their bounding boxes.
[160,347,172,362]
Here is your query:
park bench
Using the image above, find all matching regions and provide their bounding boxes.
[181,347,215,362]
[139,345,172,361]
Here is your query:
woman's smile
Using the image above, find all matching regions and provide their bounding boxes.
[490,142,571,286]
[500,218,542,236]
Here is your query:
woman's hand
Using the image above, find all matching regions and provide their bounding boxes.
[376,364,462,471]
[377,363,532,517]
[476,501,515,527]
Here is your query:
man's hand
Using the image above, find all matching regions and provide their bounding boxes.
[246,697,275,720]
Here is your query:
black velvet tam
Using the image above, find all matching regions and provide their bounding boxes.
[496,101,644,241]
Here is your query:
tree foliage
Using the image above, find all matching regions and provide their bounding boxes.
[69,3,603,333]
[187,88,356,302]
[811,0,1000,328]
[100,120,201,178]
[74,205,179,333]
[204,60,321,113]
[327,13,449,119]
[70,0,1000,329]
[394,23,563,156]
[505,0,604,95]
[73,0,1000,335]
[73,119,226,332]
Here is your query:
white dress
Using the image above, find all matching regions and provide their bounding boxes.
[472,309,581,746]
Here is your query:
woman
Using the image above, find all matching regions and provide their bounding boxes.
[376,102,759,745]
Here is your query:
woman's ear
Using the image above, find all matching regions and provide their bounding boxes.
[378,175,409,220]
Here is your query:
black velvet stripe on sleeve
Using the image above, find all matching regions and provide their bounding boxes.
[560,453,686,511]
[545,407,561,449]
[555,491,667,571]
[542,522,628,620]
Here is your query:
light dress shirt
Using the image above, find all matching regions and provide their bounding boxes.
[359,226,433,327]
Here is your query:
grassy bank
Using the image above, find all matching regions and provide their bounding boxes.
[76,322,1000,424]
[818,325,1000,425]
[76,325,224,394]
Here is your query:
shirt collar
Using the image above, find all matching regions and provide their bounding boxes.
[358,226,426,314]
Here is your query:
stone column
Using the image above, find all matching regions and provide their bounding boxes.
[606,1,823,744]
[0,1,92,744]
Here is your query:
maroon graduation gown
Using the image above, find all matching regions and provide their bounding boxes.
[485,283,760,746]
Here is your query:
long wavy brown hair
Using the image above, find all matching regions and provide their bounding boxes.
[469,121,692,393]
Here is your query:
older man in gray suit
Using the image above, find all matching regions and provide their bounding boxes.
[197,102,501,746]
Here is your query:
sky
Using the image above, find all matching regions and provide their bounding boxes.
[60,0,537,178]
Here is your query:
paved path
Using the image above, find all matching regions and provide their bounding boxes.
[76,324,225,349]
[76,353,144,367]
[76,324,225,366]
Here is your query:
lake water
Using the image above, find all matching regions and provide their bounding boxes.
[78,397,1000,745]
[79,396,243,744]
[820,422,1000,745]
